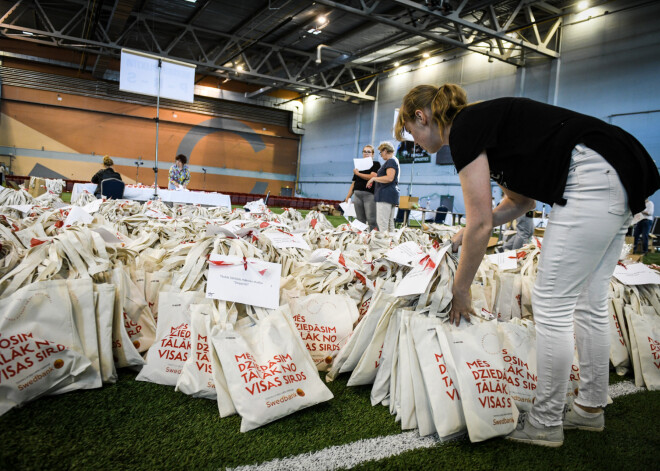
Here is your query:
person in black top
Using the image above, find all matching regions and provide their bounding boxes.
[345,145,380,230]
[396,84,659,447]
[91,155,123,197]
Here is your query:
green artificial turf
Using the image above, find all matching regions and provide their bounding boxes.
[0,368,657,471]
[0,369,400,471]
[354,390,660,471]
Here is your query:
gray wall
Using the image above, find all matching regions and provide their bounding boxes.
[298,0,660,217]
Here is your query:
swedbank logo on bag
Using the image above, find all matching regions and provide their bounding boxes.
[0,332,67,387]
[234,352,307,401]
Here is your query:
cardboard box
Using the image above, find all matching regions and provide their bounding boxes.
[28,177,47,198]
[625,236,634,245]
[534,228,545,237]
[399,196,419,209]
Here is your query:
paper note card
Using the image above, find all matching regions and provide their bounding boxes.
[264,231,311,250]
[354,158,373,171]
[613,263,660,285]
[206,254,281,309]
[394,245,450,297]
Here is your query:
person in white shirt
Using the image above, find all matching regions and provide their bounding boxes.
[633,199,654,254]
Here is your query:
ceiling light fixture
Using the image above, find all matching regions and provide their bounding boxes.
[422,53,430,58]
[577,1,589,11]
[394,62,400,67]
[317,15,327,25]
[236,65,244,72]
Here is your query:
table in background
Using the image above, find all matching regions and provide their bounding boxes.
[71,183,232,209]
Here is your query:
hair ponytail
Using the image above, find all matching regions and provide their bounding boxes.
[394,83,468,141]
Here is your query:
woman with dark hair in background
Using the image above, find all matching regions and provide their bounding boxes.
[395,83,659,447]
[91,155,122,197]
[345,145,380,230]
[169,154,191,190]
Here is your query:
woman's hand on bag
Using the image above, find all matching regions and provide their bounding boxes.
[366,178,375,189]
[451,227,465,252]
[450,287,474,326]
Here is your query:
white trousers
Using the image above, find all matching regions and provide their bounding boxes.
[376,202,396,232]
[530,145,632,427]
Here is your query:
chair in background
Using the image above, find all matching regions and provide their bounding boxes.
[100,178,125,199]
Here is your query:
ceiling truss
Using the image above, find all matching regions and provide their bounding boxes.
[0,0,570,103]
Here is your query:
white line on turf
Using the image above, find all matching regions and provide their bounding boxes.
[226,381,646,471]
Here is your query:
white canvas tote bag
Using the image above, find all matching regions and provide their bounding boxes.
[175,305,217,399]
[213,306,333,432]
[497,319,537,412]
[437,319,519,443]
[370,308,402,406]
[347,297,399,386]
[411,315,466,440]
[396,310,417,431]
[288,293,359,371]
[624,306,645,387]
[93,283,117,383]
[608,299,630,375]
[629,306,660,390]
[136,290,213,386]
[0,280,95,415]
[62,278,103,390]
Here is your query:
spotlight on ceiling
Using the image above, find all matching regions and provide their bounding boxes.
[236,65,244,72]
[394,62,400,67]
[422,52,430,58]
[577,1,589,11]
[317,15,327,25]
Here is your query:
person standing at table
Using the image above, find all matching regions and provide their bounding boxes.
[91,155,122,197]
[345,145,380,230]
[367,142,400,232]
[169,154,191,190]
[395,83,659,447]
[633,198,654,254]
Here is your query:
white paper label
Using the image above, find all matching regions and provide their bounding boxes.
[264,231,311,250]
[206,254,281,309]
[63,206,93,227]
[394,245,449,297]
[613,263,660,285]
[385,241,423,266]
[82,199,103,214]
[349,219,369,232]
[486,250,518,271]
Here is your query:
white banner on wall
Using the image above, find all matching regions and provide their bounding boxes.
[119,49,196,103]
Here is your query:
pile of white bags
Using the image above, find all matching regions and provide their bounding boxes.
[2,191,658,435]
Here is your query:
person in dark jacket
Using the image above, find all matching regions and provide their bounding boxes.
[91,155,122,197]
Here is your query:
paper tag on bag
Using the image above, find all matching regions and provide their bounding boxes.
[7,205,33,214]
[206,254,281,309]
[394,245,449,297]
[486,250,518,271]
[349,219,369,232]
[63,206,93,227]
[613,262,660,285]
[385,241,423,266]
[264,231,311,250]
[82,199,103,214]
